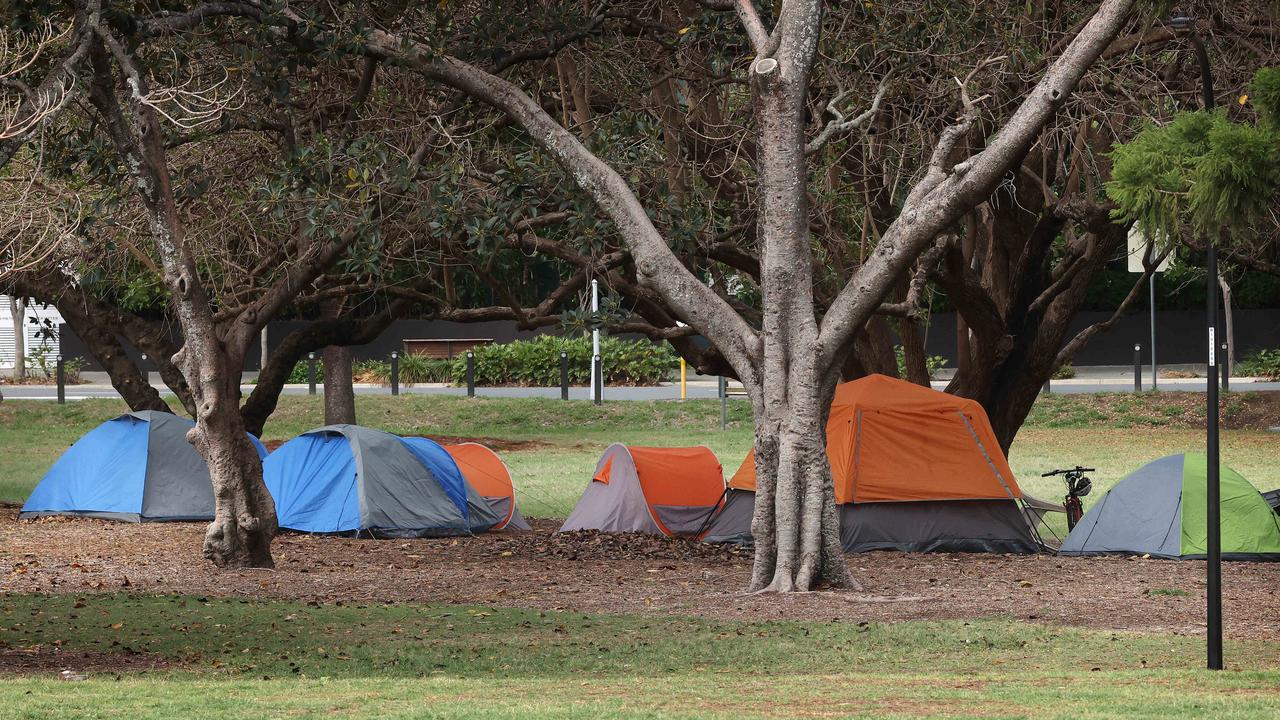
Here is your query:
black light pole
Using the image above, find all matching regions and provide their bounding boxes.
[1172,14,1222,671]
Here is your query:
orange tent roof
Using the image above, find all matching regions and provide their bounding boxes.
[729,374,1020,504]
[444,443,517,528]
[626,446,725,508]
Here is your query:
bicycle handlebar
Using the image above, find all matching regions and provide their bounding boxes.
[1041,466,1096,477]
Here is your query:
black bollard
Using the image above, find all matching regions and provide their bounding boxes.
[390,351,400,396]
[56,355,65,404]
[592,354,602,406]
[559,351,569,401]
[1134,343,1142,392]
[466,351,476,398]
[307,352,317,395]
[1221,343,1230,392]
[718,376,727,430]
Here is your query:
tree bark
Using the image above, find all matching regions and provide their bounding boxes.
[9,296,25,380]
[320,298,357,425]
[1218,275,1234,376]
[323,344,357,425]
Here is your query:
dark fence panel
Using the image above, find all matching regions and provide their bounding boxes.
[60,310,1278,372]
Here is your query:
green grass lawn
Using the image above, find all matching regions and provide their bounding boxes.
[2,394,1277,522]
[2,593,1278,719]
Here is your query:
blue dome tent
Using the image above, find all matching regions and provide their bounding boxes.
[264,426,500,537]
[21,411,268,522]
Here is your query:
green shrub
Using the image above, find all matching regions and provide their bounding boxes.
[1052,364,1077,380]
[357,355,451,385]
[450,335,677,386]
[1240,348,1280,380]
[285,358,322,384]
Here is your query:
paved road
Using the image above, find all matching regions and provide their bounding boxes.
[4,378,1278,401]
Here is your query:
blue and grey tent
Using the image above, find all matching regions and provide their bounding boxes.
[263,426,500,537]
[20,411,267,522]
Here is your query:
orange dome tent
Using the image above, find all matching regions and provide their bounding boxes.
[444,443,531,531]
[560,444,726,537]
[704,374,1047,553]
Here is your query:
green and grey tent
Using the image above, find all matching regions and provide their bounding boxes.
[1059,453,1280,560]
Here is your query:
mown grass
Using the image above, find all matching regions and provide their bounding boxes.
[2,593,1279,719]
[2,394,1278,522]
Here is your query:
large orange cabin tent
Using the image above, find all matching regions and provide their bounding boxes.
[704,374,1048,553]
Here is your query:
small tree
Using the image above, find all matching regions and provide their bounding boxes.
[1107,68,1280,286]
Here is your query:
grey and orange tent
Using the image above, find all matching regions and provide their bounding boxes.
[704,374,1048,553]
[443,442,531,531]
[560,444,726,537]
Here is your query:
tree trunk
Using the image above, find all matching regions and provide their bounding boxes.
[9,296,25,380]
[746,30,854,592]
[1218,274,1234,377]
[323,344,357,425]
[748,378,853,592]
[320,297,356,425]
[189,367,277,568]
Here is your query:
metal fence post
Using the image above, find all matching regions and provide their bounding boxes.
[559,351,569,401]
[466,351,476,398]
[390,351,400,396]
[56,355,65,404]
[719,376,727,430]
[308,352,317,395]
[1133,343,1142,392]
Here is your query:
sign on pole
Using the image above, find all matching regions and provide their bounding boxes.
[1128,227,1171,389]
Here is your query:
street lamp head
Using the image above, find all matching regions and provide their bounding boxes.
[391,351,398,360]
[308,352,315,360]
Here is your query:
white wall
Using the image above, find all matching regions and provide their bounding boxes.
[0,295,64,371]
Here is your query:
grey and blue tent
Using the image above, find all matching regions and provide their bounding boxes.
[263,426,501,537]
[20,411,267,522]
[1060,453,1280,560]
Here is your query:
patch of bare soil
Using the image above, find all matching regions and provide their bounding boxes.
[2,510,1278,636]
[259,435,552,453]
[0,647,173,676]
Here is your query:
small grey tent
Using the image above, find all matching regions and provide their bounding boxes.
[1060,453,1280,559]
[21,411,267,522]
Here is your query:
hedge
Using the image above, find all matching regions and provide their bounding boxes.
[449,335,676,386]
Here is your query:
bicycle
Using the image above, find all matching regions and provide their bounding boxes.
[1041,466,1095,531]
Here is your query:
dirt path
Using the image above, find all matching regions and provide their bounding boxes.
[3,510,1277,636]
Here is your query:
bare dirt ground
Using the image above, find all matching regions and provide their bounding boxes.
[3,510,1278,636]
